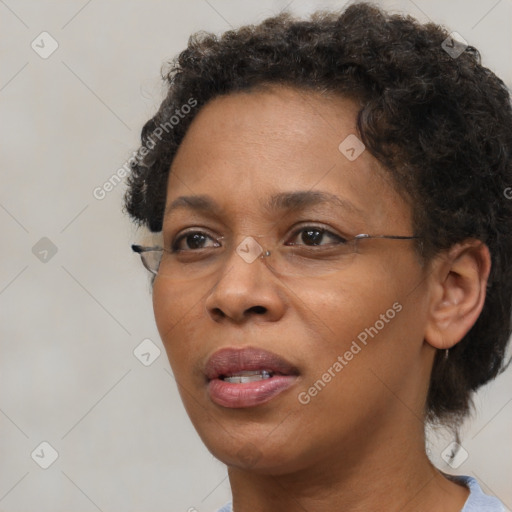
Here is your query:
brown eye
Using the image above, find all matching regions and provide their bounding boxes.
[171,231,221,252]
[288,226,347,246]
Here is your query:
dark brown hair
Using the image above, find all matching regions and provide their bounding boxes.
[123,2,512,429]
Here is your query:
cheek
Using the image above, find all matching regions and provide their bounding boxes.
[294,284,420,425]
[152,279,175,340]
[301,256,422,368]
[300,264,399,333]
[152,279,203,371]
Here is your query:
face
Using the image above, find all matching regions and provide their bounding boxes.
[153,85,435,476]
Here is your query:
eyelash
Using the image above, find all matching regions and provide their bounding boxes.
[170,225,347,252]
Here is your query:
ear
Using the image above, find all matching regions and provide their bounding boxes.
[424,240,491,350]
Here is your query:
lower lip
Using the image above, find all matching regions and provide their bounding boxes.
[207,375,298,408]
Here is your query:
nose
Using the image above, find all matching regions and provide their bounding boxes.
[204,238,285,324]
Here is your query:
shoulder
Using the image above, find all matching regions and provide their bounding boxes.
[213,502,232,512]
[448,475,506,511]
[211,477,507,511]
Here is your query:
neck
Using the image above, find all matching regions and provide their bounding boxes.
[226,418,469,512]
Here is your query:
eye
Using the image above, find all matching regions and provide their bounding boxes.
[287,226,348,246]
[171,230,221,252]
[169,226,347,252]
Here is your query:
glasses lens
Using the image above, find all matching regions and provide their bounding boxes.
[265,243,357,277]
[141,250,162,274]
[151,236,358,281]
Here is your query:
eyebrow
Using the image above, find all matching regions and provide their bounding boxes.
[164,190,364,219]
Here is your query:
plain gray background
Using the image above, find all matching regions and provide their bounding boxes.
[1,1,511,511]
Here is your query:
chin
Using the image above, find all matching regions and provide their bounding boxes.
[197,426,311,475]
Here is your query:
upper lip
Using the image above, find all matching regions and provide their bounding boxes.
[204,346,300,380]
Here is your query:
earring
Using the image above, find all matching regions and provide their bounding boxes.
[444,348,449,361]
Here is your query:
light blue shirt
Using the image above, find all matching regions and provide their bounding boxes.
[214,475,505,511]
[456,475,506,511]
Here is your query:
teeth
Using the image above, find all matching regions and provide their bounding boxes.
[223,370,273,383]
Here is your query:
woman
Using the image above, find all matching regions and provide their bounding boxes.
[124,3,511,510]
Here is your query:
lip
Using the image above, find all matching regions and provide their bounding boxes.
[204,346,300,408]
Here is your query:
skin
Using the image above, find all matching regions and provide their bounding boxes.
[152,85,490,512]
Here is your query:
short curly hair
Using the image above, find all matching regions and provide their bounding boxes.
[123,2,512,428]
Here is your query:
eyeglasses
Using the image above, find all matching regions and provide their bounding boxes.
[132,231,421,281]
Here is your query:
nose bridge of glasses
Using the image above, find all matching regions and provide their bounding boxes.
[233,234,274,266]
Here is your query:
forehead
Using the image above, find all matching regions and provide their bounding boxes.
[165,85,412,232]
[182,84,361,153]
[172,84,362,169]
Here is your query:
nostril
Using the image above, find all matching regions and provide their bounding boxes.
[212,308,226,318]
[250,306,267,315]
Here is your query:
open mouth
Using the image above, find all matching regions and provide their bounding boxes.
[205,347,300,408]
[220,369,274,383]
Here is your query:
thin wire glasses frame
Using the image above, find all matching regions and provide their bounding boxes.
[131,233,422,276]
